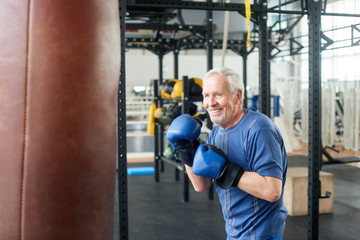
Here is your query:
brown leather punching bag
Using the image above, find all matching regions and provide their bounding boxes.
[0,1,120,239]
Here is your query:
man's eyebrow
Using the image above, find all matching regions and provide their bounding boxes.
[204,89,221,94]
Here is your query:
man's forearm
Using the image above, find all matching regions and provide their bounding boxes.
[185,165,213,192]
[236,171,283,202]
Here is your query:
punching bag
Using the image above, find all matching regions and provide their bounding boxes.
[0,1,120,239]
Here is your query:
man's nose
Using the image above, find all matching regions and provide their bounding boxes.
[208,96,216,106]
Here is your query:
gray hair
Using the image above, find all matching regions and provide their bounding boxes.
[203,67,245,103]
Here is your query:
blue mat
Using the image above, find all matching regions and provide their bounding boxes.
[127,167,154,175]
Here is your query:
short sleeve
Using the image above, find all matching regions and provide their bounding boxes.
[246,127,284,180]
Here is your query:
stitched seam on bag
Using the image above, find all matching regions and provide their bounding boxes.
[20,1,31,239]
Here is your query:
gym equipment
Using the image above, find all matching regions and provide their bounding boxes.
[147,102,156,135]
[162,104,182,121]
[172,78,203,99]
[0,1,119,239]
[284,167,333,216]
[322,146,360,165]
[152,77,212,202]
[343,88,360,150]
[172,80,182,98]
[164,142,174,159]
[249,94,280,118]
[154,107,163,119]
[127,167,155,175]
[160,103,198,122]
[161,79,178,98]
[245,0,251,47]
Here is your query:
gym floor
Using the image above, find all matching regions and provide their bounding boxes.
[114,134,360,240]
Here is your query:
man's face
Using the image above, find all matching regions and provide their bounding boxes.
[202,74,241,129]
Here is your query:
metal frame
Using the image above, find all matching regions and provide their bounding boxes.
[351,24,360,46]
[257,0,271,117]
[307,1,323,239]
[152,77,204,202]
[272,23,360,58]
[153,79,161,183]
[205,1,215,199]
[126,0,360,16]
[118,1,128,240]
[118,1,360,239]
[181,76,191,202]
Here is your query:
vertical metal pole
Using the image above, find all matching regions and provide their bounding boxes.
[241,33,248,109]
[206,0,214,201]
[182,76,190,202]
[174,49,180,181]
[174,49,179,79]
[242,51,248,109]
[258,1,271,117]
[206,1,213,71]
[153,79,160,183]
[158,54,165,172]
[118,1,128,239]
[308,1,322,239]
[159,53,164,84]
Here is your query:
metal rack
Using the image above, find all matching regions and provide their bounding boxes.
[152,76,211,202]
[118,1,360,240]
[118,1,128,240]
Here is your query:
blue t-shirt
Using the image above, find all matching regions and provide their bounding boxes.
[207,109,288,240]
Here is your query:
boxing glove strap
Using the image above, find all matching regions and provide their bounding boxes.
[176,140,200,167]
[216,161,244,189]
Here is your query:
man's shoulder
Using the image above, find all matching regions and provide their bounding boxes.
[245,110,274,128]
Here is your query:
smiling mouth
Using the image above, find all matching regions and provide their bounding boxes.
[210,109,222,113]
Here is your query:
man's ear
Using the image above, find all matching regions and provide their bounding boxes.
[236,89,243,103]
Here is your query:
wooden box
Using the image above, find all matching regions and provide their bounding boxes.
[284,167,334,216]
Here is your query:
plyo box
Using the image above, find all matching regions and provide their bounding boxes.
[284,167,334,216]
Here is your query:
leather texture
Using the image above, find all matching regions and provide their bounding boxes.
[166,114,202,150]
[0,0,120,239]
[193,144,227,180]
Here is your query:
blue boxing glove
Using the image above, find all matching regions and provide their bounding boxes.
[166,114,202,166]
[193,144,244,189]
